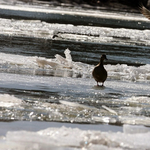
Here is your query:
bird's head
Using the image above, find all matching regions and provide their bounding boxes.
[101,54,108,61]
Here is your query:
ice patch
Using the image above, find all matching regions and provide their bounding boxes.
[123,124,150,134]
[102,105,118,115]
[107,64,150,82]
[60,100,97,110]
[0,94,22,107]
[0,52,37,67]
[1,125,150,150]
[124,96,150,104]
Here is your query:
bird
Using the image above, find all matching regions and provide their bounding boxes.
[140,5,150,20]
[92,54,108,87]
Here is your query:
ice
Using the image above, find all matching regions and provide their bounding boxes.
[47,24,150,46]
[1,49,150,124]
[106,64,150,82]
[0,18,54,39]
[64,48,72,67]
[123,96,150,104]
[0,3,150,149]
[0,125,150,150]
[118,116,150,126]
[36,58,59,68]
[0,18,149,46]
[60,100,97,110]
[102,105,118,115]
[1,49,150,82]
[5,131,57,150]
[0,94,22,107]
[54,49,73,69]
[123,124,150,134]
[0,66,150,124]
[0,52,37,67]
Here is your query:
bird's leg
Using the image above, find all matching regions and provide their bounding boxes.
[97,82,99,86]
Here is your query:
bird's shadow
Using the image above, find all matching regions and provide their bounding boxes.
[92,85,106,90]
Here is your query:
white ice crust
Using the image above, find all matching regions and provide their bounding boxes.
[0,125,150,150]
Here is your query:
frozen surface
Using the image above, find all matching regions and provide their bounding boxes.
[0,72,150,125]
[0,125,150,150]
[0,2,150,149]
[0,49,150,81]
[0,94,22,107]
[0,49,150,125]
[0,18,149,46]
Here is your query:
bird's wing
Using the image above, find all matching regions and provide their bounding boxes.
[140,5,150,20]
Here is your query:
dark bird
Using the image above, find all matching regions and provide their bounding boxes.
[92,54,108,87]
[140,5,150,20]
